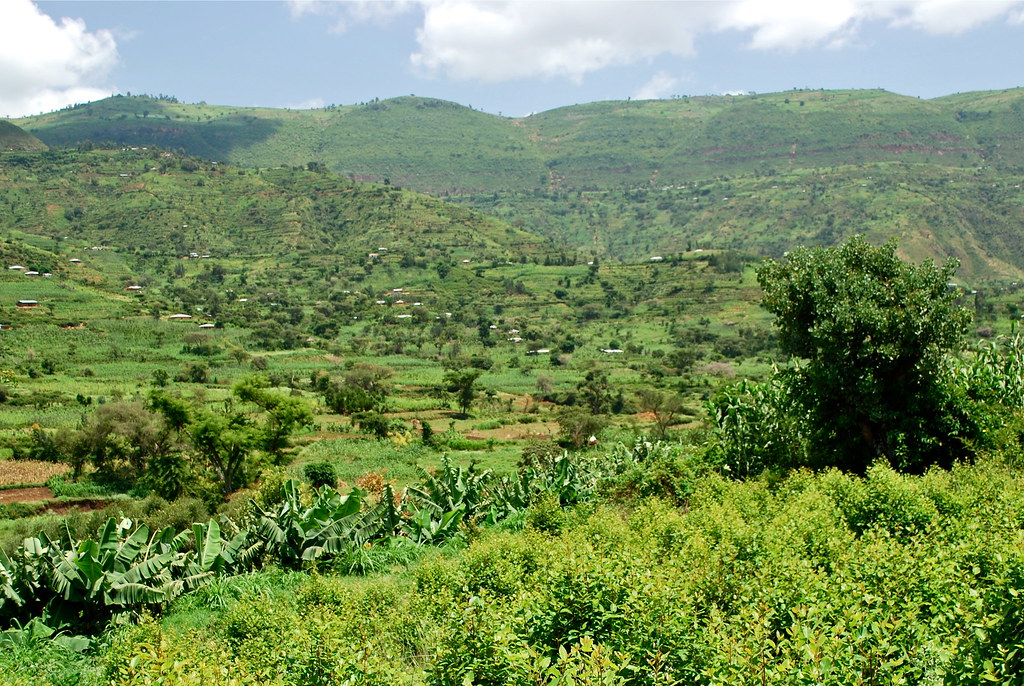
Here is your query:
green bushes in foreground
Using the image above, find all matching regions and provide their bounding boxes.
[0,441,688,637]
[2,456,1023,685]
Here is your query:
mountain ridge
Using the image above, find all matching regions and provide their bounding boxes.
[9,88,1024,279]
[15,88,1024,192]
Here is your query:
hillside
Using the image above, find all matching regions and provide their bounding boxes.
[5,91,1024,686]
[0,120,46,151]
[12,89,1024,275]
[0,147,549,263]
[15,89,1024,190]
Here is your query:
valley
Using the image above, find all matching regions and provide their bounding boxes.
[1,89,1024,685]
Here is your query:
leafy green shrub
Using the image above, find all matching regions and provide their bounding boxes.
[45,474,118,499]
[303,461,337,489]
[948,554,1024,684]
[822,462,938,536]
[103,618,264,685]
[221,594,292,643]
[412,553,463,618]
[524,492,565,535]
[0,501,44,520]
[460,530,547,598]
[353,411,395,439]
[136,451,192,501]
[142,497,211,535]
[428,596,535,686]
[232,465,298,523]
[598,441,702,506]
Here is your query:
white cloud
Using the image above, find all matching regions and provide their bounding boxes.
[410,1,708,82]
[287,0,416,33]
[0,0,118,117]
[282,1,1024,85]
[888,0,1023,34]
[400,0,1024,82]
[634,72,680,101]
[718,0,867,50]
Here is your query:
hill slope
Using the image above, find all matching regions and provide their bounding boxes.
[16,89,1024,191]
[0,147,549,263]
[0,120,46,151]
[12,89,1024,276]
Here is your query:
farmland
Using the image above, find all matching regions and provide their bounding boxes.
[1,106,1024,684]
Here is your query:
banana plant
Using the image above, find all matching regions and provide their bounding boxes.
[0,533,65,625]
[38,517,209,632]
[407,454,493,520]
[488,470,537,521]
[402,505,465,545]
[534,453,592,505]
[0,617,91,652]
[186,518,261,577]
[0,548,28,619]
[372,483,404,538]
[251,480,382,567]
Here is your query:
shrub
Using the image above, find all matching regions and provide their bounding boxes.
[353,411,394,439]
[303,461,337,489]
[821,462,938,536]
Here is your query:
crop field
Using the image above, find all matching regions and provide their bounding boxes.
[0,459,69,488]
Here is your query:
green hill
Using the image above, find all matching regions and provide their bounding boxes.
[17,89,1024,190]
[13,89,1024,277]
[0,147,549,263]
[0,120,46,151]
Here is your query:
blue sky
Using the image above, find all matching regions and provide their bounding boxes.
[2,0,1024,119]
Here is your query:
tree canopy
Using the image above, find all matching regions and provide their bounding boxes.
[757,236,972,472]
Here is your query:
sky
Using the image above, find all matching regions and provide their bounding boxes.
[2,0,1024,119]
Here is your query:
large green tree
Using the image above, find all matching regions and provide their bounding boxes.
[758,236,972,472]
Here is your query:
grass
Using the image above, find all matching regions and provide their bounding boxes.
[293,438,432,487]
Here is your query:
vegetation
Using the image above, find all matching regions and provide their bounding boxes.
[5,90,1024,683]
[2,449,1024,685]
[13,89,1024,275]
[758,237,972,472]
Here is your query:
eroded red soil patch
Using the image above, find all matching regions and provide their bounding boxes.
[0,486,52,503]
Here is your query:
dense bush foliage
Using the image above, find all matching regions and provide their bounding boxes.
[4,454,1022,685]
[758,237,972,472]
[0,441,685,637]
